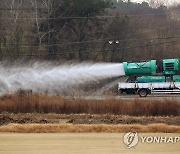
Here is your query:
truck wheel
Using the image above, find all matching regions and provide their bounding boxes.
[118,90,123,94]
[138,89,148,97]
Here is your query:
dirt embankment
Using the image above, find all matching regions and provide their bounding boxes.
[0,113,180,126]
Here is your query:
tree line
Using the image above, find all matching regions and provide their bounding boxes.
[0,0,180,62]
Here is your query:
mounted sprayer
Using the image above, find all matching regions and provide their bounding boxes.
[118,58,180,97]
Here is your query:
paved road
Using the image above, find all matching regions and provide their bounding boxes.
[82,94,180,100]
[0,133,179,154]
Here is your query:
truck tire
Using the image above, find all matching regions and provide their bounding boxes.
[118,89,123,94]
[138,89,148,97]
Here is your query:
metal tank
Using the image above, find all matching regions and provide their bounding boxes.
[123,60,157,76]
[136,76,165,83]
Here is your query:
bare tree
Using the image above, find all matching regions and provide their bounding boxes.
[31,0,56,45]
[147,0,168,8]
[0,10,3,60]
[5,0,23,58]
[31,0,41,44]
[169,3,180,21]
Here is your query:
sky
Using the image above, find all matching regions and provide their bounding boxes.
[122,0,179,6]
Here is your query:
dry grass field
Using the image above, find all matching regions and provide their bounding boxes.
[0,92,179,133]
[0,92,179,116]
[0,123,180,133]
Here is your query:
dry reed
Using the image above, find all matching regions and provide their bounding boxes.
[0,92,179,116]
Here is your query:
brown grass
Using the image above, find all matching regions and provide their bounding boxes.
[0,123,180,133]
[0,92,179,116]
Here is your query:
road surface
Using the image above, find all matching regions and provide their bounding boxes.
[81,94,180,101]
[0,133,179,154]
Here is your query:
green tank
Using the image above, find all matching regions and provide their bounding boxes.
[137,76,165,83]
[163,59,179,75]
[123,60,156,76]
[173,75,180,82]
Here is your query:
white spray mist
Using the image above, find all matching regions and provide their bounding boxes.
[0,62,125,95]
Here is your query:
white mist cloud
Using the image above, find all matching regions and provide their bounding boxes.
[0,62,125,95]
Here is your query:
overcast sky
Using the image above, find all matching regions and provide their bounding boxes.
[128,0,179,5]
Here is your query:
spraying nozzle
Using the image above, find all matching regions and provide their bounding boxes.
[122,58,179,76]
[123,60,157,76]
